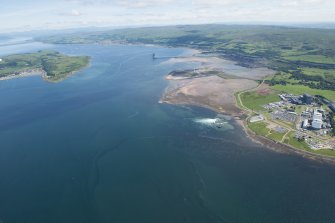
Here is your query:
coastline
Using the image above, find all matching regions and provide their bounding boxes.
[74,42,335,163]
[0,62,90,83]
[234,118,335,164]
[161,93,335,164]
[43,61,91,83]
[0,69,45,81]
[159,54,335,164]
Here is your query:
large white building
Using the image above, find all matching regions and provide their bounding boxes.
[303,119,309,128]
[312,110,323,129]
[312,119,323,129]
[313,110,322,120]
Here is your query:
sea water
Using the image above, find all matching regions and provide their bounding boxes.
[0,42,335,223]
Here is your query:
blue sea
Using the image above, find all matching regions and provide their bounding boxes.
[0,40,335,223]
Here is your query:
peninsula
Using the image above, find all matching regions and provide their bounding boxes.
[0,50,90,82]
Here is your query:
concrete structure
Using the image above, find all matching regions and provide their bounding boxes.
[312,110,323,129]
[312,119,323,129]
[250,115,264,123]
[272,110,297,123]
[302,119,309,128]
[313,110,322,120]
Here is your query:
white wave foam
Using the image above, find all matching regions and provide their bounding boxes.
[194,118,219,125]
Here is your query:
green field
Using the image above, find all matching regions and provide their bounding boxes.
[272,84,335,100]
[285,133,310,150]
[268,131,285,142]
[247,121,285,142]
[284,55,335,65]
[247,122,269,136]
[240,91,280,111]
[0,50,89,81]
[300,67,335,83]
[267,72,300,85]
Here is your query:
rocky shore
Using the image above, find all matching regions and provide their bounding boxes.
[0,68,46,81]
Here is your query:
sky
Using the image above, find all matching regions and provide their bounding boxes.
[0,0,335,33]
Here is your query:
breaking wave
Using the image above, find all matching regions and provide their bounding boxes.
[193,117,234,131]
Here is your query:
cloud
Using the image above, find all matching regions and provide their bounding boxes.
[70,9,82,16]
[59,9,83,16]
[281,1,299,6]
[0,0,335,33]
[117,0,176,8]
[63,0,176,8]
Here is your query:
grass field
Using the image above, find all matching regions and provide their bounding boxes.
[284,55,335,65]
[268,72,300,84]
[285,133,310,150]
[268,131,285,141]
[247,122,269,136]
[272,84,335,100]
[240,91,280,111]
[300,67,335,83]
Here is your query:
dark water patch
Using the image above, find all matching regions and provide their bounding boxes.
[0,88,121,132]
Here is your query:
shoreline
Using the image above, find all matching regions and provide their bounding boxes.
[161,97,335,164]
[0,69,45,81]
[159,55,335,163]
[0,62,90,83]
[234,118,335,164]
[43,61,91,83]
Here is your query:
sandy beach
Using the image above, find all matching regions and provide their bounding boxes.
[161,75,258,115]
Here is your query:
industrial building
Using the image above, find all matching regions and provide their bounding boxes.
[302,119,309,128]
[312,119,323,129]
[250,115,264,123]
[312,110,323,130]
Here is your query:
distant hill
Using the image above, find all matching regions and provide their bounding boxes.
[38,24,335,91]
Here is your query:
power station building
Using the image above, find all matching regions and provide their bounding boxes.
[312,110,323,130]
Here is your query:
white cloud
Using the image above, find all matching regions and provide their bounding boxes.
[59,9,83,16]
[71,9,82,16]
[0,0,334,33]
[281,1,299,6]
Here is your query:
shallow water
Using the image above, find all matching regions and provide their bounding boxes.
[0,42,335,223]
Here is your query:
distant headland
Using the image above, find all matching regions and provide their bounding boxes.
[0,50,90,82]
